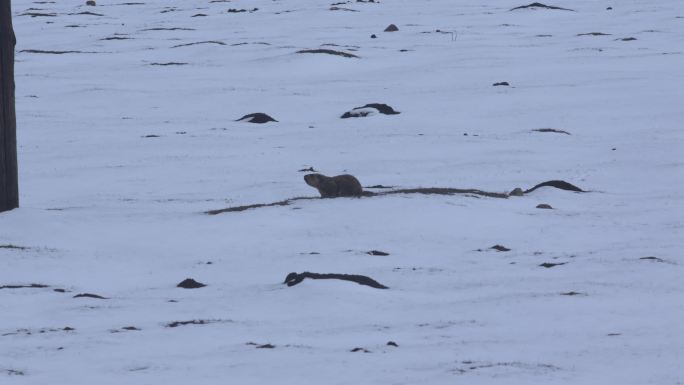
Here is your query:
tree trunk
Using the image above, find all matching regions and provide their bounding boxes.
[0,0,18,212]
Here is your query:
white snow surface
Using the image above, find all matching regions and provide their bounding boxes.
[2,0,684,383]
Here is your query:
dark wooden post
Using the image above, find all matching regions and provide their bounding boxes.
[0,0,19,212]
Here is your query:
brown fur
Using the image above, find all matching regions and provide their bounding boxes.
[304,173,363,198]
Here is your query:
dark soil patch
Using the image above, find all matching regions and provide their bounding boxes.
[330,7,359,12]
[384,24,399,32]
[351,347,371,352]
[149,62,188,66]
[493,82,510,86]
[2,327,75,337]
[0,244,28,250]
[231,42,271,46]
[577,32,611,36]
[340,110,371,118]
[536,204,553,209]
[122,326,140,331]
[510,3,574,11]
[321,43,359,49]
[192,13,207,17]
[365,185,394,189]
[172,41,225,48]
[298,167,318,172]
[68,11,104,16]
[73,293,109,299]
[100,36,132,40]
[368,250,390,256]
[490,245,511,252]
[387,341,399,347]
[361,103,399,114]
[297,49,359,58]
[455,361,560,373]
[21,49,85,54]
[206,197,314,214]
[341,103,400,118]
[284,272,388,289]
[5,369,25,376]
[19,12,56,17]
[561,291,585,296]
[227,8,258,13]
[533,128,571,135]
[235,113,278,123]
[205,186,509,214]
[141,27,195,31]
[385,188,508,199]
[0,283,49,290]
[177,278,206,289]
[166,319,222,328]
[539,262,567,268]
[525,180,584,193]
[639,256,665,262]
[619,37,637,41]
[256,343,275,349]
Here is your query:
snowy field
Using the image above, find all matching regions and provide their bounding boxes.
[2,0,684,383]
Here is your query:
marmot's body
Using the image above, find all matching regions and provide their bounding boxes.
[304,173,363,198]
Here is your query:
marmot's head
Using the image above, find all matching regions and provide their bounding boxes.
[304,173,325,187]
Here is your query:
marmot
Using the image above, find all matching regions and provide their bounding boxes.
[304,173,363,198]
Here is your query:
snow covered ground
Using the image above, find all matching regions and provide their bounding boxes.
[2,0,683,383]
